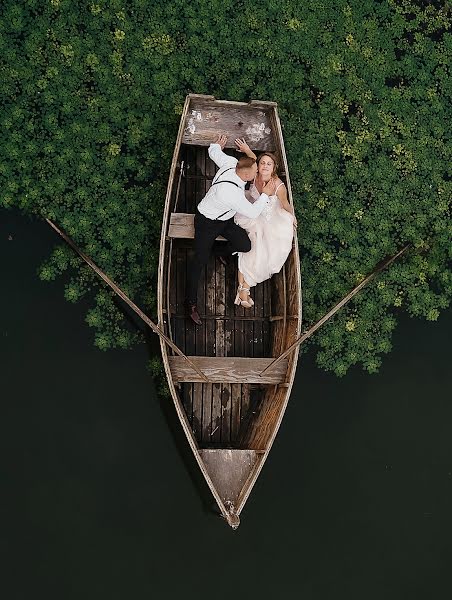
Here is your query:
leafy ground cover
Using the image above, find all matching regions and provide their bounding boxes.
[1,0,450,375]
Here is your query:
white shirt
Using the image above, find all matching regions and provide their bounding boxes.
[197,144,270,221]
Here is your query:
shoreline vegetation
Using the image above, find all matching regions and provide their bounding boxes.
[1,0,450,377]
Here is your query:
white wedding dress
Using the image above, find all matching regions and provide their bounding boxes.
[234,181,295,287]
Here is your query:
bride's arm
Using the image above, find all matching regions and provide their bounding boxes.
[235,138,257,160]
[276,183,297,227]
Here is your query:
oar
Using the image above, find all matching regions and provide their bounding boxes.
[173,160,185,213]
[46,218,209,383]
[260,244,411,375]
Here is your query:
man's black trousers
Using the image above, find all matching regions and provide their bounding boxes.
[186,210,251,305]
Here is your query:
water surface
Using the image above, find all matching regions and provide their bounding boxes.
[1,210,451,599]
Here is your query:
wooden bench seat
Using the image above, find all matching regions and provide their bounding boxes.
[168,356,288,384]
[168,213,226,240]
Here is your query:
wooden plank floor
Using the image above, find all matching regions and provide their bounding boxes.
[168,144,278,447]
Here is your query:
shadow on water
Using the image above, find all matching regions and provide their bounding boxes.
[90,285,223,522]
[104,289,222,520]
[2,209,452,598]
[142,328,221,521]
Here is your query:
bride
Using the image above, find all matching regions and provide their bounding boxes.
[233,138,297,307]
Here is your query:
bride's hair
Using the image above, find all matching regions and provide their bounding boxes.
[257,152,279,177]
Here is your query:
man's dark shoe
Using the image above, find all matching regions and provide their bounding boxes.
[186,302,202,325]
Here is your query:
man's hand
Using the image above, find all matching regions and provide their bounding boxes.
[262,178,277,196]
[213,134,228,150]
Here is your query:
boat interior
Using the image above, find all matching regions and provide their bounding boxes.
[160,99,300,515]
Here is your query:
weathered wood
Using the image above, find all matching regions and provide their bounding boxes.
[166,239,175,346]
[182,383,193,424]
[171,314,298,322]
[215,257,226,357]
[169,356,288,384]
[253,282,264,357]
[173,160,185,214]
[183,100,275,151]
[231,383,247,444]
[199,449,261,519]
[230,384,243,443]
[174,247,186,353]
[195,250,206,356]
[202,384,213,444]
[211,383,222,444]
[220,383,232,444]
[168,213,227,240]
[240,382,251,428]
[192,382,203,439]
[157,95,303,528]
[242,387,285,449]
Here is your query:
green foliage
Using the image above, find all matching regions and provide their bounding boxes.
[148,356,170,398]
[1,0,450,375]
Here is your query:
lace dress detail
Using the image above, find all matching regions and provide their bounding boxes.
[234,182,295,287]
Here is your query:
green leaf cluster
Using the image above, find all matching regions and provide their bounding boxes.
[1,0,450,374]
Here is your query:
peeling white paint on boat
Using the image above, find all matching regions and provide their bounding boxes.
[245,122,271,143]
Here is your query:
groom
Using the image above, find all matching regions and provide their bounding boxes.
[185,134,276,325]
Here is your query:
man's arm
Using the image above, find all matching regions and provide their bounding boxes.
[232,193,270,219]
[208,134,237,169]
[231,178,277,218]
[208,143,237,170]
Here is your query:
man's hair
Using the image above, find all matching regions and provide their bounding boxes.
[236,156,256,171]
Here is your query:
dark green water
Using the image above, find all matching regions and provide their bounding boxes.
[1,210,451,599]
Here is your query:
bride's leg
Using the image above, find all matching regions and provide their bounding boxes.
[239,277,252,302]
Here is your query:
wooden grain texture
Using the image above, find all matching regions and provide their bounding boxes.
[220,383,232,444]
[183,100,275,151]
[157,96,303,528]
[199,449,260,507]
[202,383,213,444]
[174,246,186,352]
[211,383,222,444]
[215,257,226,357]
[169,356,288,383]
[243,388,287,449]
[168,213,227,240]
[192,382,203,439]
[230,384,243,443]
[182,383,193,425]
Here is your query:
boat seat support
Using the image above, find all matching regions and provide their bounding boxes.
[169,356,288,384]
[168,213,226,240]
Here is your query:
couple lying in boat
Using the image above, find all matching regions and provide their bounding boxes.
[185,134,297,325]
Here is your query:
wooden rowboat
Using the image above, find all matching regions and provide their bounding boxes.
[157,94,302,528]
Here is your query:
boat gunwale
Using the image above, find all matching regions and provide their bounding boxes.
[235,105,302,516]
[157,94,302,527]
[157,95,236,526]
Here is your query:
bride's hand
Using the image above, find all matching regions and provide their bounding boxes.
[262,178,277,196]
[235,137,251,154]
[292,214,298,228]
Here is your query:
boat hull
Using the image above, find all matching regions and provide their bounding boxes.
[157,95,302,528]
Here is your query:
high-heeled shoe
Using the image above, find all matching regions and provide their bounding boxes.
[234,284,254,308]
